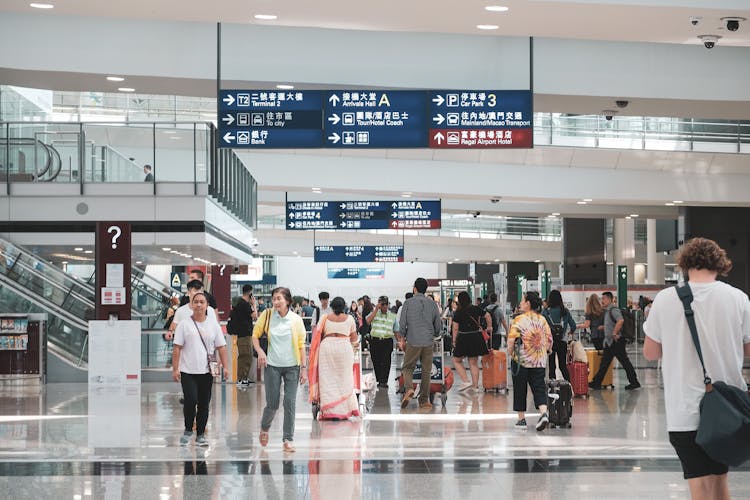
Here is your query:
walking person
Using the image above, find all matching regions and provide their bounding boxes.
[643,238,750,500]
[398,278,442,410]
[451,291,491,392]
[308,297,360,420]
[253,287,307,452]
[172,292,229,447]
[228,284,257,385]
[588,291,641,390]
[578,294,605,350]
[543,290,576,381]
[366,296,398,389]
[508,291,553,431]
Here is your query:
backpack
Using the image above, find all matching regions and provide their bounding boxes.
[485,304,501,335]
[610,307,636,342]
[547,309,568,341]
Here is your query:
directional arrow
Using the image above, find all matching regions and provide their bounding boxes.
[288,212,296,219]
[339,213,346,219]
[391,202,398,209]
[391,221,398,228]
[433,132,445,145]
[288,222,295,228]
[222,132,236,143]
[432,95,445,106]
[339,203,347,209]
[223,95,235,106]
[328,114,341,125]
[391,212,398,218]
[340,221,347,228]
[222,114,235,126]
[328,94,341,106]
[328,132,341,144]
[432,114,445,125]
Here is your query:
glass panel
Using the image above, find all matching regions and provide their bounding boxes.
[155,123,196,182]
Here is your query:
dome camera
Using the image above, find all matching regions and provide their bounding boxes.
[615,100,629,109]
[472,211,481,218]
[689,16,701,26]
[490,197,501,204]
[721,17,745,32]
[601,109,618,121]
[698,35,720,49]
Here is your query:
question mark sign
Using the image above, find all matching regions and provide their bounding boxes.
[107,226,122,249]
[220,265,226,276]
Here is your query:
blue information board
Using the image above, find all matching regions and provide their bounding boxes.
[314,245,404,263]
[322,91,427,148]
[327,267,385,279]
[286,200,441,230]
[218,89,533,149]
[218,89,323,148]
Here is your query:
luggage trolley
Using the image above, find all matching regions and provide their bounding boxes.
[397,338,452,407]
[312,342,370,420]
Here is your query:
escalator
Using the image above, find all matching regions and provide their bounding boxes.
[0,238,173,374]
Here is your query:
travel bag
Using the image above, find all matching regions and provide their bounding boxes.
[482,349,508,393]
[586,348,614,388]
[547,379,573,428]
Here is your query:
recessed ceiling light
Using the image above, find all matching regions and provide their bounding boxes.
[118,87,135,92]
[534,260,541,263]
[162,247,171,251]
[630,214,639,218]
[254,14,278,20]
[169,136,181,140]
[401,194,412,198]
[576,201,587,205]
[30,3,54,9]
[583,198,593,202]
[84,250,93,254]
[485,5,509,12]
[61,261,68,264]
[276,84,294,90]
[673,200,684,204]
[665,202,675,206]
[311,187,321,191]
[552,212,560,216]
[494,259,499,262]
[477,24,499,30]
[74,247,83,251]
[135,261,142,265]
[106,76,124,82]
[625,216,632,220]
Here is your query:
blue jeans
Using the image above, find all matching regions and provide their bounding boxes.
[261,365,300,442]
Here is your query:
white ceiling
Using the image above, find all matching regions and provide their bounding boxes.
[3,0,750,46]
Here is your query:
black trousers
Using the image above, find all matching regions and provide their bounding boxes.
[369,337,394,385]
[591,337,604,351]
[548,338,570,381]
[511,364,547,412]
[592,338,639,386]
[181,372,214,435]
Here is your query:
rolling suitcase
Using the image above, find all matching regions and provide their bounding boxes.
[567,361,589,397]
[482,350,508,393]
[547,379,573,428]
[586,348,614,388]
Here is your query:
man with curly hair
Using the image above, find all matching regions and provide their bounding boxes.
[644,237,750,500]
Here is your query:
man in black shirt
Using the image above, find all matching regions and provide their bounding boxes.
[228,284,257,385]
[179,269,217,308]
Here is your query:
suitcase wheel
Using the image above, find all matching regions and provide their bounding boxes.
[441,393,447,406]
[312,403,320,420]
[566,423,572,429]
[429,392,435,404]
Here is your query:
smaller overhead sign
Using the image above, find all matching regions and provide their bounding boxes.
[327,267,385,280]
[314,245,404,263]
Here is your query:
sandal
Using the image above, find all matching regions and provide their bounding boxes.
[282,440,296,453]
[259,431,269,447]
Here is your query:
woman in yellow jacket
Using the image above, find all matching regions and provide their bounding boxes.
[252,287,307,452]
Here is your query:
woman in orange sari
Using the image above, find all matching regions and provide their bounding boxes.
[309,296,360,420]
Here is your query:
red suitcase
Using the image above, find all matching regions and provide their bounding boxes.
[567,361,589,398]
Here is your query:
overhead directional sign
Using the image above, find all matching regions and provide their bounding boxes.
[323,91,427,148]
[327,267,385,280]
[314,245,404,263]
[429,90,533,148]
[218,89,533,149]
[218,90,323,148]
[286,200,441,230]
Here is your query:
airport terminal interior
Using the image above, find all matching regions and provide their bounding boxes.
[1,1,750,498]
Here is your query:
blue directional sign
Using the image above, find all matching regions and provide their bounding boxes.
[327,267,385,280]
[286,200,441,230]
[323,90,427,148]
[218,89,323,148]
[314,245,404,263]
[428,90,533,148]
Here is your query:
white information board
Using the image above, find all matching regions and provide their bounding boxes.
[88,320,141,385]
[88,385,141,448]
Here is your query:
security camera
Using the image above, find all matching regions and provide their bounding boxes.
[698,35,720,49]
[601,109,618,121]
[615,100,629,109]
[605,115,614,121]
[722,17,745,32]
[472,211,481,218]
[490,198,501,204]
[689,16,701,26]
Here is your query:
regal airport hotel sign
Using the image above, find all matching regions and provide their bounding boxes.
[218,89,532,149]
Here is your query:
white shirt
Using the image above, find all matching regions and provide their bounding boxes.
[173,303,219,328]
[311,305,334,327]
[174,316,227,374]
[643,281,750,431]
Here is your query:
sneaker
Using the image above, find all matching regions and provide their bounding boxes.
[458,382,473,392]
[625,382,642,391]
[419,401,433,410]
[179,431,192,446]
[401,388,415,408]
[236,379,248,386]
[515,419,527,430]
[588,382,602,390]
[535,413,549,432]
[283,440,296,453]
[195,434,209,447]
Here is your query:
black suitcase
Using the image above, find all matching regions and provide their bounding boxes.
[547,380,573,428]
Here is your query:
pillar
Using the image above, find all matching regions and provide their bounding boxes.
[647,219,666,284]
[613,218,635,284]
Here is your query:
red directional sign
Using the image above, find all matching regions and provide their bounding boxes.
[429,128,533,148]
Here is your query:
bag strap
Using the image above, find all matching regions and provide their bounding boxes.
[675,284,713,391]
[191,318,212,369]
[469,315,484,332]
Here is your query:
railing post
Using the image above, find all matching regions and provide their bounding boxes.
[193,123,198,195]
[79,123,85,194]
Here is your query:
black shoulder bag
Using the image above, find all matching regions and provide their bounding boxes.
[675,283,750,467]
[253,309,270,358]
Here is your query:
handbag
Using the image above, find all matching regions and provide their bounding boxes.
[470,316,490,343]
[192,319,219,377]
[676,283,750,467]
[253,309,271,358]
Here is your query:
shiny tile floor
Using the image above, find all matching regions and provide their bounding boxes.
[1,365,749,499]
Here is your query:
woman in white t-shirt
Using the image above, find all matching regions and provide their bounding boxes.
[172,292,229,447]
[644,238,750,499]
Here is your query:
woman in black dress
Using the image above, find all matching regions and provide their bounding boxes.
[451,291,491,392]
